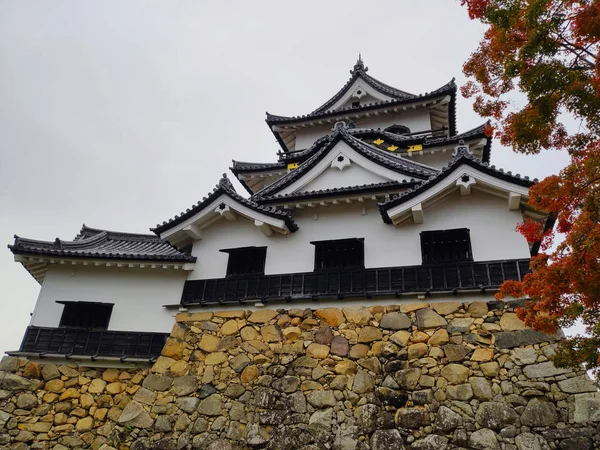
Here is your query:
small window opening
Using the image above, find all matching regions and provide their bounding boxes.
[58,302,113,329]
[312,238,364,270]
[420,229,473,264]
[221,246,267,276]
[352,101,360,108]
[384,124,411,136]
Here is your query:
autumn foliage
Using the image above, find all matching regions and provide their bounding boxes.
[460,0,600,375]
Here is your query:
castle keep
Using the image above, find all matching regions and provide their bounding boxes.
[2,58,598,449]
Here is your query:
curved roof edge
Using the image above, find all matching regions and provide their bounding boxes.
[254,180,419,205]
[152,174,298,235]
[377,148,537,224]
[266,79,456,126]
[9,226,195,262]
[311,57,415,115]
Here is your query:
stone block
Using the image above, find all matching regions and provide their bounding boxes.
[314,308,345,327]
[341,306,373,325]
[523,361,570,379]
[379,312,411,330]
[247,309,278,324]
[568,392,600,423]
[475,402,518,430]
[440,364,469,384]
[494,329,560,349]
[557,375,597,394]
[499,313,529,331]
[415,308,448,329]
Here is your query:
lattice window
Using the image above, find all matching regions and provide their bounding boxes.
[420,229,473,264]
[312,238,364,270]
[221,247,267,276]
[58,302,113,329]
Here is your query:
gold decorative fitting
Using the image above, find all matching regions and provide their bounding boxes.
[373,138,385,145]
[387,145,399,152]
[287,162,299,170]
[408,144,423,152]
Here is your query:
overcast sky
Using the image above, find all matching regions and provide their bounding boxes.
[0,1,570,356]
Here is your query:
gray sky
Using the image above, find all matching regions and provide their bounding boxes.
[0,1,570,355]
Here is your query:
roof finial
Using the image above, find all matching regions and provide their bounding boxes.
[351,53,368,75]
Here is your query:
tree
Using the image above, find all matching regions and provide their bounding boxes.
[460,0,600,376]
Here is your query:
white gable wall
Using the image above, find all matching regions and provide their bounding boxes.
[30,266,186,332]
[187,189,530,281]
[329,78,396,111]
[278,141,414,196]
[299,164,390,192]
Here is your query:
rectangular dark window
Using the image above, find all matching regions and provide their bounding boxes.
[58,301,113,329]
[221,246,267,276]
[312,238,364,270]
[420,228,473,264]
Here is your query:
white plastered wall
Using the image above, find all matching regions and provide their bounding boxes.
[31,266,187,332]
[299,164,390,192]
[188,189,530,280]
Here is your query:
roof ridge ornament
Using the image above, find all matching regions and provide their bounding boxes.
[452,140,474,159]
[331,120,355,132]
[218,173,234,191]
[350,54,368,75]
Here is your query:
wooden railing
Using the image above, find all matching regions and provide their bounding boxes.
[181,258,530,306]
[19,326,168,360]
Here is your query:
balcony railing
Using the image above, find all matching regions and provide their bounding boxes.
[18,326,168,360]
[181,258,531,306]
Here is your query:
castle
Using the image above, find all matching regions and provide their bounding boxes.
[2,58,598,450]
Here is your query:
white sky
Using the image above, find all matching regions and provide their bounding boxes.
[0,1,570,355]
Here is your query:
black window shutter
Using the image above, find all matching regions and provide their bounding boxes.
[223,247,267,276]
[420,229,472,264]
[312,238,364,270]
[58,302,113,329]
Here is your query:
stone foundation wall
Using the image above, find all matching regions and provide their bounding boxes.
[1,301,599,450]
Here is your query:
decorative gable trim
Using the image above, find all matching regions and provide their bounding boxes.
[253,130,437,199]
[378,148,536,225]
[153,175,298,243]
[327,78,396,112]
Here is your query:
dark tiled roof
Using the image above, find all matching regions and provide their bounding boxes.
[152,175,299,235]
[253,129,438,198]
[9,225,196,262]
[230,161,288,195]
[277,135,333,162]
[378,147,536,224]
[230,160,286,173]
[350,122,492,162]
[254,180,420,205]
[266,79,456,126]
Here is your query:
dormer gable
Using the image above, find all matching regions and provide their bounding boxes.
[266,57,457,153]
[152,175,298,247]
[252,127,437,200]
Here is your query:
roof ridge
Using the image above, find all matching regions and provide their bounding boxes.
[9,229,195,263]
[152,173,299,234]
[77,224,159,241]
